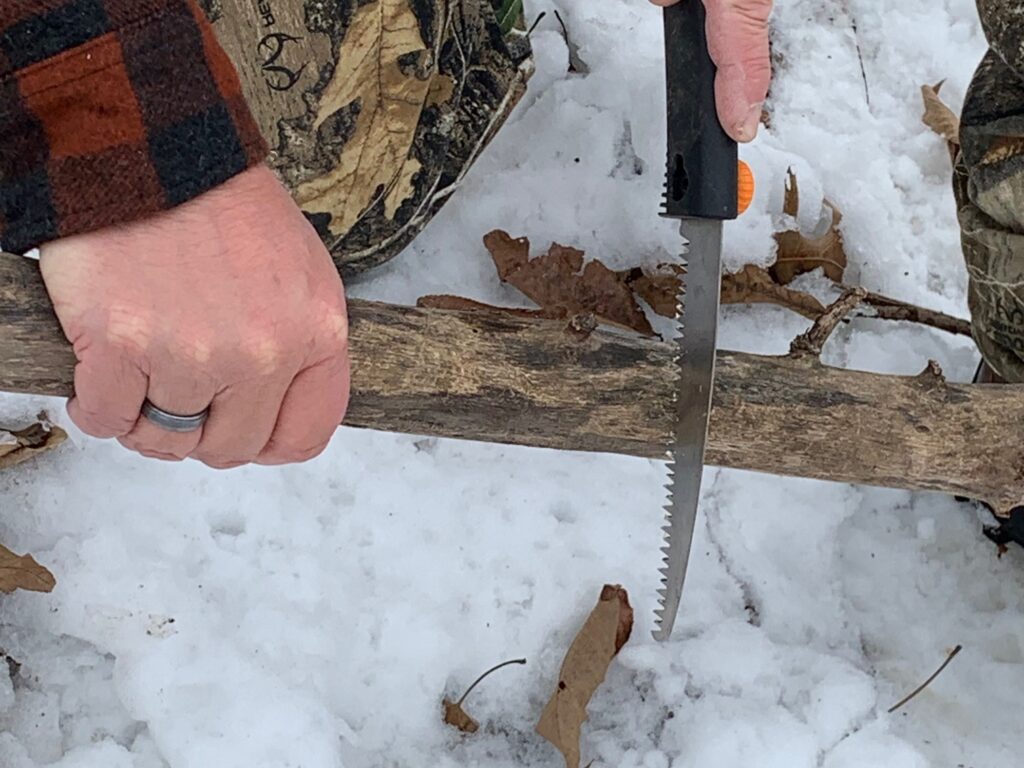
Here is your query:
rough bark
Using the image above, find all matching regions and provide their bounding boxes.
[2,254,1022,511]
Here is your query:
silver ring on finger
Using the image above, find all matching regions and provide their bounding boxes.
[141,400,210,433]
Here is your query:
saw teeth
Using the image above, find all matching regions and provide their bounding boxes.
[654,227,692,639]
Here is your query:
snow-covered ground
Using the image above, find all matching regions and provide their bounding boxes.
[1,1,1018,766]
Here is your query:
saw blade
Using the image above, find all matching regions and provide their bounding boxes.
[651,217,722,642]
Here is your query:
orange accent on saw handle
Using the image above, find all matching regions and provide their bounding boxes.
[737,161,754,215]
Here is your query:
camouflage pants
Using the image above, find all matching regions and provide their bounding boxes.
[956,1,1024,380]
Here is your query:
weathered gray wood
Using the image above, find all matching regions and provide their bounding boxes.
[2,253,1023,511]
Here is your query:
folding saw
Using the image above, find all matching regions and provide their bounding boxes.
[653,1,748,641]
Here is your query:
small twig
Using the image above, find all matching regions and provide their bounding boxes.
[856,290,971,337]
[718,267,970,339]
[552,10,590,74]
[887,645,962,714]
[527,11,546,35]
[846,6,871,107]
[456,658,527,707]
[790,287,868,358]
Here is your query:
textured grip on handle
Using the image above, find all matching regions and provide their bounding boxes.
[663,1,738,220]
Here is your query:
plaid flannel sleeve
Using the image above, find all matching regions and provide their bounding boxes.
[0,0,268,253]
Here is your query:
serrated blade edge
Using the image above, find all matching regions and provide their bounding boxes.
[651,218,722,642]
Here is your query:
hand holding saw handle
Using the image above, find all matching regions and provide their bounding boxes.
[653,0,773,143]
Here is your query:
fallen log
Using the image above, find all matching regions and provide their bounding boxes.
[2,253,1022,511]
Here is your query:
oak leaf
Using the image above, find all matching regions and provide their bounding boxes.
[617,265,683,319]
[0,544,55,595]
[536,585,633,768]
[619,263,826,321]
[484,231,655,336]
[295,0,433,237]
[921,80,960,148]
[771,169,847,285]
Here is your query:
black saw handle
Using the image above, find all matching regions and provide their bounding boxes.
[663,0,738,220]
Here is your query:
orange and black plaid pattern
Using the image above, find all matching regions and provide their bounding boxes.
[0,0,268,252]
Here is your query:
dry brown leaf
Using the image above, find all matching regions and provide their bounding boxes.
[618,265,684,319]
[0,544,55,595]
[0,422,67,470]
[619,262,826,322]
[771,169,847,285]
[536,585,633,768]
[484,231,655,336]
[921,80,960,147]
[295,0,433,236]
[442,698,479,733]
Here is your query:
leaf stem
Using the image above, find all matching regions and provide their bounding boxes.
[887,645,963,714]
[457,658,527,706]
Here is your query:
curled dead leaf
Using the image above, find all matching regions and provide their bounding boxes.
[484,231,655,336]
[921,80,960,150]
[0,421,67,470]
[442,698,480,734]
[771,169,847,285]
[536,585,633,768]
[0,544,55,595]
[617,265,684,319]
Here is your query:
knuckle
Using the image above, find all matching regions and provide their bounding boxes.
[243,332,284,374]
[323,309,349,346]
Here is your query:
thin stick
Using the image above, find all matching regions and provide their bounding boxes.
[887,645,963,714]
[719,269,970,338]
[790,287,867,358]
[456,658,528,706]
[845,6,871,107]
[552,9,589,74]
[857,290,971,337]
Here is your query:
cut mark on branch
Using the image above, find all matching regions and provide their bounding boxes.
[888,645,962,714]
[790,287,867,358]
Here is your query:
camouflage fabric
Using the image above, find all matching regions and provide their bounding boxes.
[956,1,1024,380]
[201,0,533,277]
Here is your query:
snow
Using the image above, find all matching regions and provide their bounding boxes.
[0,0,1018,765]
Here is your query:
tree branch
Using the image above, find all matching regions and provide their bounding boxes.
[1,254,1022,512]
[790,288,867,358]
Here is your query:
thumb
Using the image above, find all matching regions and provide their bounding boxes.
[704,0,773,141]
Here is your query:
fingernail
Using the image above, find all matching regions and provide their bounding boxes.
[734,103,764,142]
